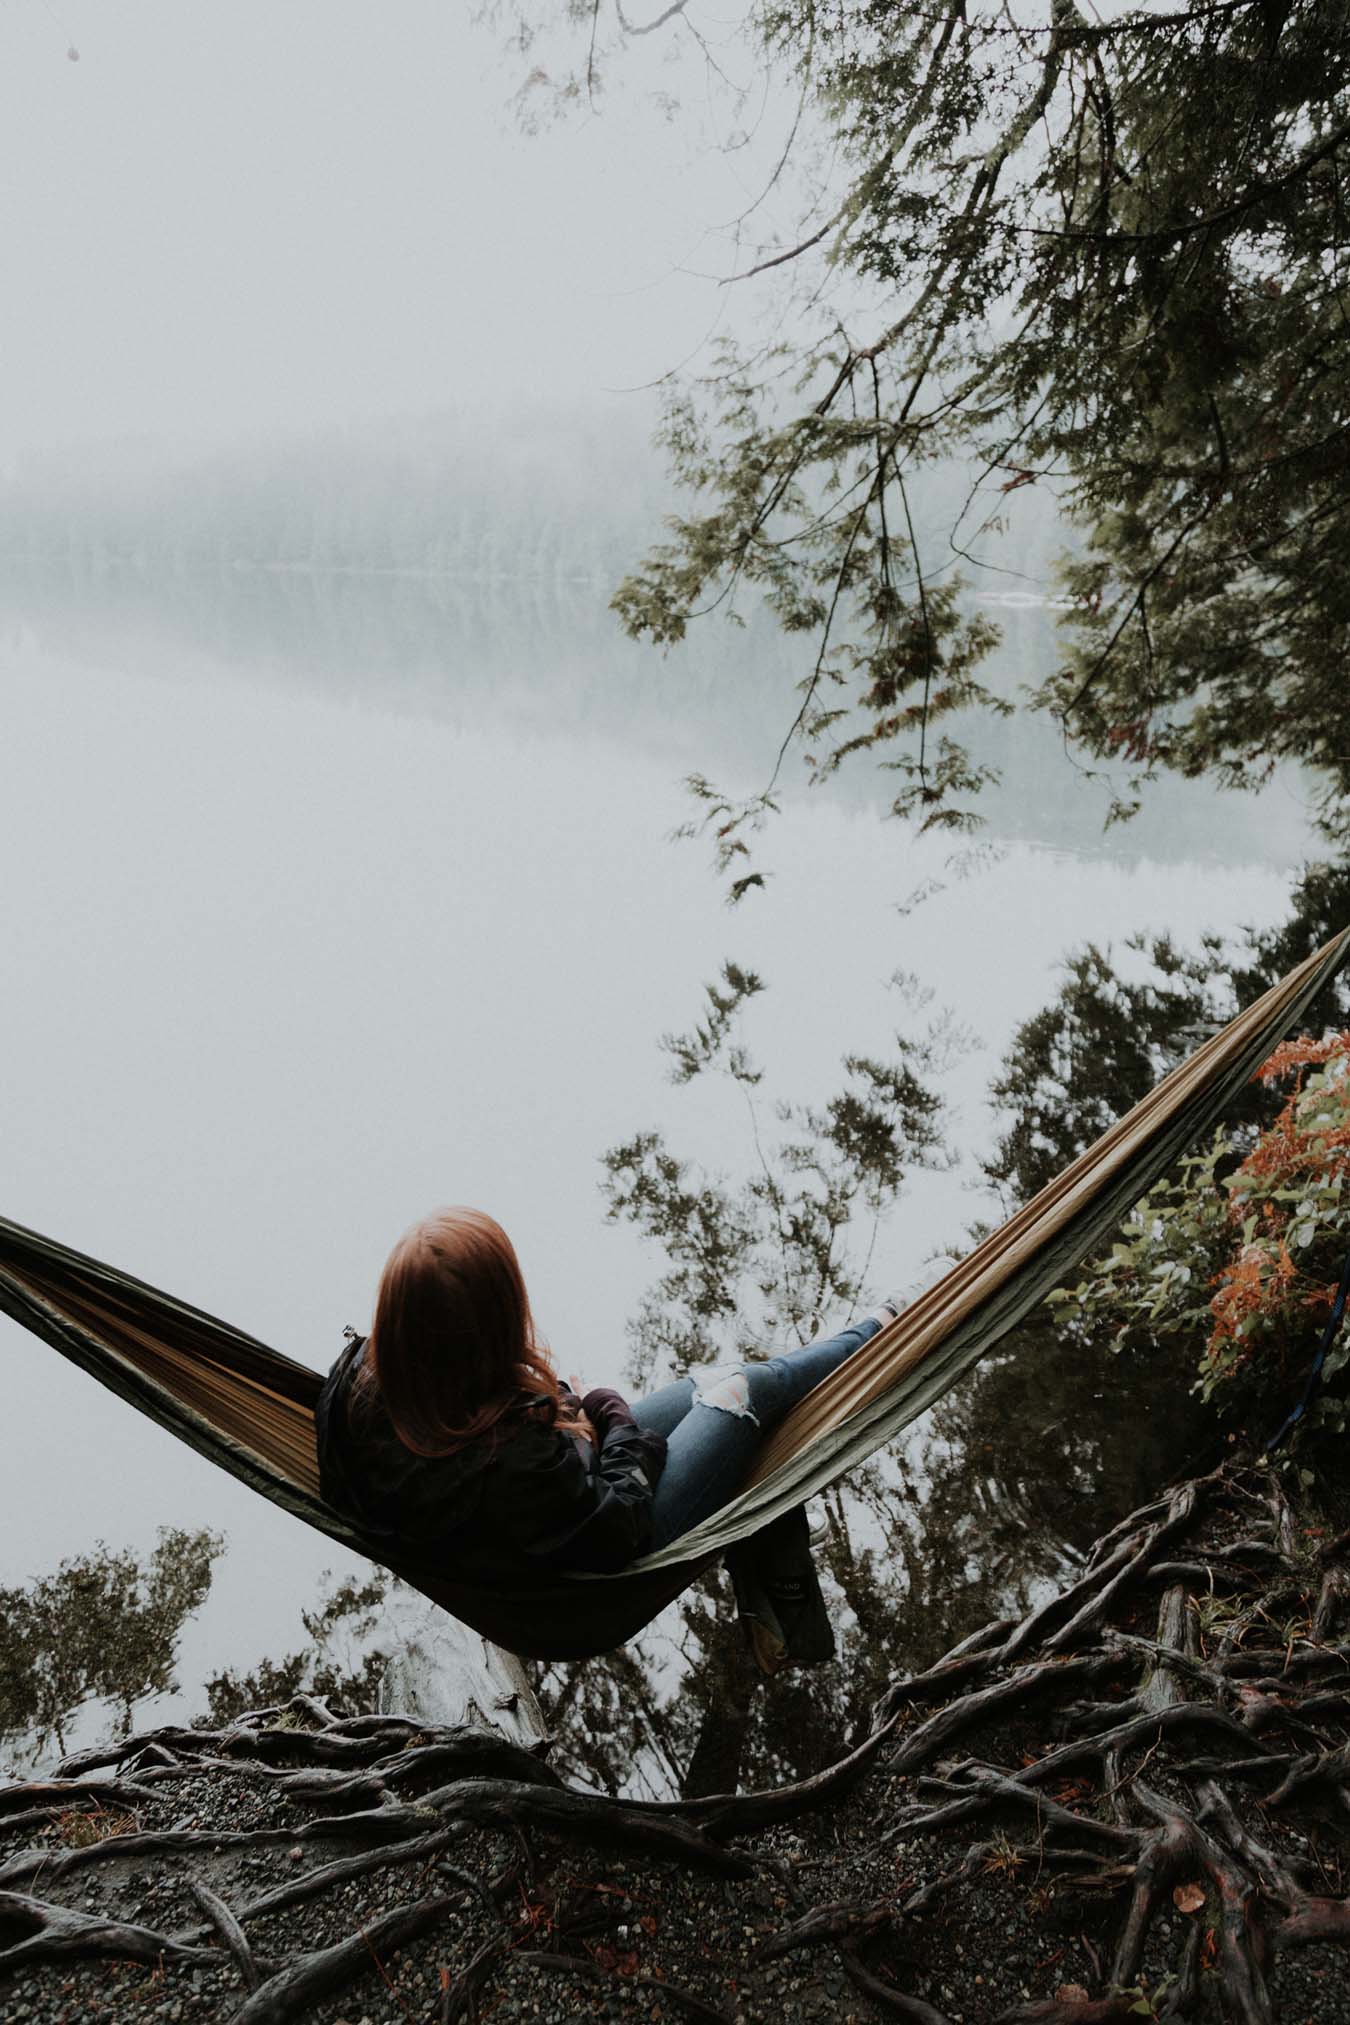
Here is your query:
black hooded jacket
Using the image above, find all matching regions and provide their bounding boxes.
[315,1336,669,1581]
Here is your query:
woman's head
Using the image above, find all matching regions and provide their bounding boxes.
[362,1207,577,1456]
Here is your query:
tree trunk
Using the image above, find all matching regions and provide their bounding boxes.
[372,1581,548,1750]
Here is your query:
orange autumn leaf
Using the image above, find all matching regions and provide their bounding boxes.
[1173,1881,1206,1914]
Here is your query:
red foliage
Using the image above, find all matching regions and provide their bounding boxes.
[1202,1032,1350,1384]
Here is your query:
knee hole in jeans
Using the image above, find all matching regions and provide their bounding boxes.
[691,1366,760,1425]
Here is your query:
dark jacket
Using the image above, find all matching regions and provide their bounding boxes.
[315,1336,668,1581]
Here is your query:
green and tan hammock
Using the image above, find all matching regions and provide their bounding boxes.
[3,926,1348,1660]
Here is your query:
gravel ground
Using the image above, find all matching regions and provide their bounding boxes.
[1,1713,1346,2024]
[0,1758,1097,2025]
[2,1470,1349,2023]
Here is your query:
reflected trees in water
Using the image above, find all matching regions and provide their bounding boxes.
[540,855,1350,1800]
[203,1571,392,1728]
[534,960,1207,1800]
[0,1535,393,1771]
[535,1313,1203,1802]
[13,863,1344,1785]
[0,1527,221,1765]
[984,853,1350,1209]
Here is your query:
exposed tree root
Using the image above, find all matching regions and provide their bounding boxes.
[0,1777,160,1818]
[0,1889,214,1974]
[992,2000,1145,2024]
[229,1887,459,2025]
[512,1948,735,2022]
[186,1876,263,1991]
[0,1822,306,1891]
[3,1461,1350,2021]
[838,1943,954,2023]
[177,1824,474,1935]
[756,1896,899,1960]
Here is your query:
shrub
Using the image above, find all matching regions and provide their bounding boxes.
[1051,1032,1350,1439]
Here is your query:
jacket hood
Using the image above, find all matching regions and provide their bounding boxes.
[315,1334,493,1543]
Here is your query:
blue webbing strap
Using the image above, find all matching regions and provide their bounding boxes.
[1265,1239,1350,1454]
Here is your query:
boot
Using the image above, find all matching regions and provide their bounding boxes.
[724,1504,836,1677]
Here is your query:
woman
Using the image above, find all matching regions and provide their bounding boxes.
[317,1207,901,1669]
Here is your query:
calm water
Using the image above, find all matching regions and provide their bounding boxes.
[0,565,1317,1781]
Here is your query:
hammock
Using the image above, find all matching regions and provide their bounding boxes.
[3,927,1347,1661]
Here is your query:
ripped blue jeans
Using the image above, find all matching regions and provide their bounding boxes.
[629,1316,882,1550]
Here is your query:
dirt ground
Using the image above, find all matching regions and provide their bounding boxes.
[2,1461,1349,2025]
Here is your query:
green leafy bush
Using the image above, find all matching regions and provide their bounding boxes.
[1051,1033,1350,1438]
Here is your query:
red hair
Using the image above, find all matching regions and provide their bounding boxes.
[357,1207,583,1456]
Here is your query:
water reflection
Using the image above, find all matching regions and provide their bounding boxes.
[0,1543,391,1772]
[0,558,1314,867]
[0,1530,221,1769]
[0,559,1302,1780]
[0,1308,1203,1795]
[536,1315,1206,1800]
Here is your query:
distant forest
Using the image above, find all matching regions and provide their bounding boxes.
[2,410,1285,861]
[0,408,675,586]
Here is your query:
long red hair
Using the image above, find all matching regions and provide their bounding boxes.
[356,1207,583,1456]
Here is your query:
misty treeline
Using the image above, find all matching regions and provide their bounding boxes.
[508,0,1350,854]
[0,408,666,586]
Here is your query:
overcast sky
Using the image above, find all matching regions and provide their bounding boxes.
[0,1,792,464]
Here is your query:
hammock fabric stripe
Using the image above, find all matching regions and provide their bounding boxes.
[2,925,1347,1660]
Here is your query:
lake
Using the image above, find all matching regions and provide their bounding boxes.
[0,558,1318,1786]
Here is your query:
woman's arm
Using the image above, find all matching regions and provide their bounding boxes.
[506,1395,667,1575]
[559,1376,598,1448]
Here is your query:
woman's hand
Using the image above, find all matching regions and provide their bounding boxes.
[568,1374,598,1447]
